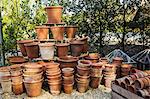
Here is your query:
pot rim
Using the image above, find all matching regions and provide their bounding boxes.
[65,26,78,28]
[78,60,92,67]
[24,42,39,46]
[23,78,43,83]
[113,57,123,61]
[0,66,10,72]
[57,56,78,62]
[45,63,60,69]
[91,62,103,67]
[62,68,74,73]
[56,43,69,47]
[23,71,43,77]
[85,56,99,60]
[45,6,63,9]
[23,63,43,69]
[39,43,55,47]
[35,26,50,29]
[17,40,33,44]
[50,26,65,28]
[76,73,90,79]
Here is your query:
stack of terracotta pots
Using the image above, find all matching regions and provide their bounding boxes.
[84,53,100,63]
[121,63,132,77]
[0,66,12,93]
[10,64,24,95]
[103,64,116,88]
[90,62,103,88]
[45,63,62,95]
[62,68,74,94]
[22,63,43,97]
[76,60,91,93]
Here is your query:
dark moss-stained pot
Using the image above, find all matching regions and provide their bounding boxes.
[56,43,69,57]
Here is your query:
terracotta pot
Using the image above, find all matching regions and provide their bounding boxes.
[45,62,60,70]
[127,85,136,93]
[10,64,22,71]
[62,68,74,77]
[8,56,27,64]
[121,64,132,76]
[63,83,74,94]
[47,74,62,81]
[78,60,91,67]
[23,72,43,81]
[91,62,103,69]
[77,65,90,76]
[76,78,89,93]
[56,43,69,57]
[63,75,74,84]
[125,75,137,85]
[120,81,127,89]
[35,26,49,40]
[39,43,55,60]
[10,70,22,77]
[137,88,150,97]
[134,77,150,89]
[76,74,90,82]
[70,41,84,57]
[11,75,23,83]
[0,66,10,77]
[57,56,78,69]
[77,37,88,53]
[84,56,99,63]
[0,78,12,93]
[114,77,127,86]
[104,64,116,73]
[24,42,39,59]
[50,26,64,40]
[100,58,109,64]
[130,68,141,74]
[48,81,62,95]
[12,82,24,95]
[104,76,116,88]
[65,26,77,38]
[24,78,43,97]
[90,68,102,77]
[45,6,63,24]
[134,72,148,78]
[46,69,61,77]
[90,76,102,89]
[17,40,33,56]
[112,57,123,66]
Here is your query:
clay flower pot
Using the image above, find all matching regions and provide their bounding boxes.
[62,68,74,77]
[84,56,99,63]
[65,26,77,38]
[56,43,69,57]
[48,81,62,95]
[57,56,78,69]
[8,56,27,64]
[100,57,109,64]
[76,74,90,82]
[127,85,136,93]
[25,42,39,59]
[0,66,10,77]
[63,83,74,94]
[24,78,43,97]
[17,40,33,56]
[134,77,150,89]
[45,62,60,70]
[78,60,91,68]
[0,78,12,93]
[62,75,74,84]
[91,62,103,69]
[77,65,90,76]
[77,37,88,53]
[45,6,63,24]
[70,41,84,57]
[125,75,137,85]
[76,78,89,93]
[10,64,22,71]
[23,72,43,81]
[112,57,123,66]
[11,75,23,83]
[90,76,102,89]
[47,74,62,81]
[35,26,49,40]
[50,26,65,40]
[90,68,102,77]
[12,82,24,95]
[39,43,55,60]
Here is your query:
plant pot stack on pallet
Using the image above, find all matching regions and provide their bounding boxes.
[114,69,150,98]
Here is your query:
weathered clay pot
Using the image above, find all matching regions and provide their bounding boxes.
[90,68,102,77]
[48,81,62,95]
[137,88,150,97]
[23,72,43,81]
[76,74,90,82]
[70,41,84,57]
[62,75,74,84]
[84,56,99,63]
[125,75,137,85]
[45,6,63,24]
[57,56,78,69]
[78,60,91,68]
[104,64,116,73]
[35,26,49,40]
[62,68,74,77]
[10,69,22,77]
[56,43,69,57]
[23,63,43,72]
[134,77,150,89]
[12,82,24,95]
[50,26,65,40]
[77,65,90,76]
[0,66,10,78]
[0,78,12,93]
[90,76,102,89]
[46,69,61,77]
[112,57,123,66]
[121,63,132,76]
[47,74,62,81]
[10,64,22,71]
[11,75,23,83]
[17,40,33,56]
[77,37,88,53]
[65,26,77,38]
[76,78,89,93]
[8,56,27,64]
[45,63,60,70]
[63,83,74,94]
[39,43,55,60]
[24,78,43,97]
[24,42,39,59]
[100,58,109,64]
[127,85,136,93]
[91,62,103,69]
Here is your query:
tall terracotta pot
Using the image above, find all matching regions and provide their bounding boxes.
[78,37,88,53]
[35,26,49,40]
[17,40,33,56]
[45,6,63,23]
[65,26,77,38]
[25,42,39,59]
[50,26,65,40]
[56,43,69,57]
[39,43,55,60]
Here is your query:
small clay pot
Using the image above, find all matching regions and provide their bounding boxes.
[63,75,74,84]
[35,26,49,40]
[65,26,77,38]
[125,75,137,85]
[57,56,78,69]
[24,42,39,59]
[23,72,43,81]
[120,81,127,89]
[112,57,123,66]
[56,43,69,57]
[78,60,91,68]
[8,56,27,64]
[104,64,116,73]
[50,26,65,40]
[76,78,89,93]
[70,41,84,57]
[63,83,74,94]
[76,74,90,82]
[12,82,24,95]
[127,85,136,93]
[24,78,43,97]
[48,81,62,95]
[39,43,55,60]
[62,68,74,77]
[77,65,90,76]
[45,6,63,24]
[11,75,23,83]
[46,69,61,76]
[17,40,33,56]
[90,76,102,89]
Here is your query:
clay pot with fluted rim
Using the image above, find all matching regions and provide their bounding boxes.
[35,26,49,40]
[56,43,69,57]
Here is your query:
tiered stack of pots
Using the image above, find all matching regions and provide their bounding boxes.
[121,63,132,77]
[0,66,12,93]
[22,63,43,97]
[10,64,24,95]
[103,64,116,88]
[112,57,123,78]
[45,63,62,95]
[84,53,100,63]
[62,68,74,94]
[90,62,103,88]
[76,60,91,93]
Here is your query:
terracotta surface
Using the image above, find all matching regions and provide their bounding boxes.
[35,26,49,40]
[65,26,77,38]
[56,43,69,57]
[12,82,24,95]
[63,83,74,94]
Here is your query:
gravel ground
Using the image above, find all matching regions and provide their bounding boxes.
[0,85,111,99]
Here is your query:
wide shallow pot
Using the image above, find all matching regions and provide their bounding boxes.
[78,60,91,68]
[35,26,49,40]
[57,56,78,69]
[17,40,33,56]
[70,41,84,57]
[48,81,62,95]
[39,43,55,60]
[63,83,74,94]
[62,68,74,77]
[12,82,24,95]
[90,76,102,89]
[50,26,65,40]
[45,6,63,24]
[65,26,77,38]
[76,78,89,93]
[25,42,39,59]
[24,78,43,97]
[8,56,27,64]
[56,43,69,57]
